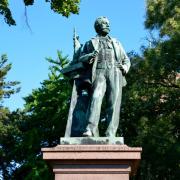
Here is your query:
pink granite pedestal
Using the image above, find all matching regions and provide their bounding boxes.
[42,144,142,180]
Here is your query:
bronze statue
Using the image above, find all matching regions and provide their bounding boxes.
[63,17,131,137]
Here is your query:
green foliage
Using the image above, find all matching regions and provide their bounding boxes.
[24,0,34,6]
[0,0,81,26]
[121,49,179,179]
[47,0,80,17]
[0,54,21,179]
[0,54,20,101]
[8,51,71,179]
[0,0,16,25]
[23,50,70,145]
[0,51,71,179]
[120,0,180,178]
[145,0,180,37]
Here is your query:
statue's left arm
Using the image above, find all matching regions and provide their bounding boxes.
[117,41,131,74]
[111,38,131,75]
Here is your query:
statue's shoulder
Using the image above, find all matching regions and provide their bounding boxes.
[90,36,98,42]
[111,37,124,49]
[91,36,98,39]
[85,36,98,47]
[110,37,120,44]
[84,37,96,46]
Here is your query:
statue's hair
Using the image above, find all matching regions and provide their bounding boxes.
[94,16,109,33]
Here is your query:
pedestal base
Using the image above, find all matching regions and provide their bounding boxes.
[42,144,142,180]
[60,137,124,145]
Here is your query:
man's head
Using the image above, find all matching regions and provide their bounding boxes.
[94,16,110,36]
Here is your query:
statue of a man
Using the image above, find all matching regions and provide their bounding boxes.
[80,16,131,137]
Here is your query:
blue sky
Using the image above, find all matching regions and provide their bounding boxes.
[0,0,147,110]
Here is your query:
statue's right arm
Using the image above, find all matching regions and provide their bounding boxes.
[79,41,96,63]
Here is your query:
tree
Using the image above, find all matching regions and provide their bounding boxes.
[10,51,71,179]
[119,0,180,179]
[145,0,180,37]
[0,0,81,26]
[121,49,179,180]
[0,54,20,179]
[0,54,20,100]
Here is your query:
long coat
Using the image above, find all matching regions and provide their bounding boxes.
[64,36,131,137]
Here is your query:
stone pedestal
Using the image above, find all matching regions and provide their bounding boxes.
[42,143,142,180]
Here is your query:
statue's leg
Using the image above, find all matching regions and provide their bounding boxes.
[86,70,106,137]
[105,68,123,137]
[64,81,78,137]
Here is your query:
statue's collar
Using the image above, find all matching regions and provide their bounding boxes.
[91,35,112,50]
[96,34,111,39]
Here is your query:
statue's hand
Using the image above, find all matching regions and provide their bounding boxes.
[89,50,99,59]
[117,63,126,75]
[88,50,99,64]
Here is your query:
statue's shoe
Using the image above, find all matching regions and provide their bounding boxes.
[82,129,92,137]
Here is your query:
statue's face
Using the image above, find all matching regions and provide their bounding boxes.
[95,17,110,36]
